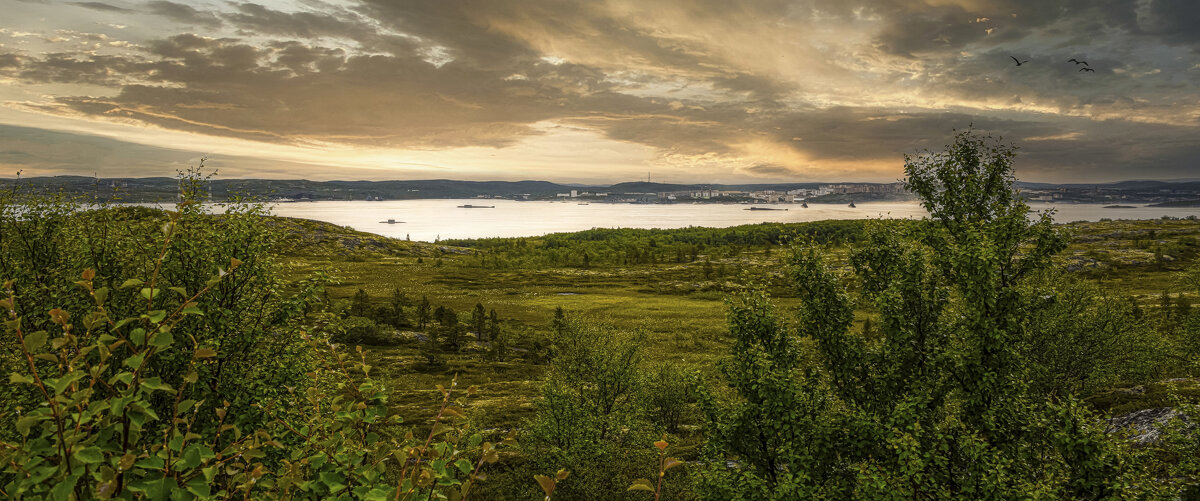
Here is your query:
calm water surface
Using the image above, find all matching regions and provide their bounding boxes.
[262,200,1200,242]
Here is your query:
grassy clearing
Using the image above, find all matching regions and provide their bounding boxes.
[280,217,1200,431]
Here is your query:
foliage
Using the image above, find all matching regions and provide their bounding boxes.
[434,306,463,351]
[523,316,654,500]
[0,275,504,499]
[641,362,695,434]
[695,285,841,499]
[416,296,431,331]
[385,288,410,329]
[0,166,318,445]
[349,289,372,318]
[328,316,387,346]
[533,469,569,500]
[696,128,1178,499]
[443,220,870,269]
[470,303,486,342]
[486,309,505,361]
[0,168,512,499]
[0,237,505,499]
[1021,273,1165,396]
[627,436,683,500]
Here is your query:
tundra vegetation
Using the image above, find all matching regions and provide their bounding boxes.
[1,130,1199,499]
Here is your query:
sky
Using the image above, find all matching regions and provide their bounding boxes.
[1,0,1198,184]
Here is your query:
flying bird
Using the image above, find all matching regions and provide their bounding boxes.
[1011,56,1029,66]
[1069,59,1089,66]
[1079,67,1095,72]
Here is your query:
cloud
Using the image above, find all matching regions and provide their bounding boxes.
[0,123,417,179]
[1140,0,1200,48]
[221,2,373,40]
[145,1,223,28]
[0,0,1198,182]
[69,2,133,13]
[0,53,23,69]
[14,34,579,148]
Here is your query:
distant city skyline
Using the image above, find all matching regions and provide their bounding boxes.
[2,0,1199,183]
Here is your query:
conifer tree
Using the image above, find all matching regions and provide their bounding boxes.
[349,288,371,317]
[417,295,431,330]
[472,302,487,341]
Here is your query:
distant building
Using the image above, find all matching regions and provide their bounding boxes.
[819,183,905,195]
[749,191,796,203]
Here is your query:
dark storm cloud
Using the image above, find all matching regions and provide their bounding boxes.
[868,0,1139,57]
[145,1,224,28]
[1141,0,1200,47]
[866,0,1200,57]
[872,5,994,57]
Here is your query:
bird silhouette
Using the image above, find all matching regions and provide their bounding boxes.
[1071,59,1089,66]
[1011,56,1029,66]
[1079,67,1095,72]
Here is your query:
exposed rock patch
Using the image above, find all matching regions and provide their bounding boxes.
[1106,407,1188,446]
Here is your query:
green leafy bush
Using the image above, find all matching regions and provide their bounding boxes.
[522,317,655,499]
[328,316,391,346]
[696,128,1188,499]
[1022,273,1166,396]
[641,362,695,434]
[0,169,509,499]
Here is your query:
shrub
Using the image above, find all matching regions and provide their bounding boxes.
[329,315,395,346]
[0,169,509,498]
[0,166,320,446]
[642,362,695,434]
[1022,273,1166,396]
[697,128,1157,498]
[0,277,505,498]
[523,317,655,500]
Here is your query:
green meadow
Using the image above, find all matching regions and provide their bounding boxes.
[291,215,1200,431]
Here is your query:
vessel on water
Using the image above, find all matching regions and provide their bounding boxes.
[457,205,496,208]
[746,207,788,211]
[801,202,808,208]
[379,219,403,224]
[848,201,857,208]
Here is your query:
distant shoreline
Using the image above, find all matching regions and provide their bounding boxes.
[1147,200,1200,208]
[5,176,1200,206]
